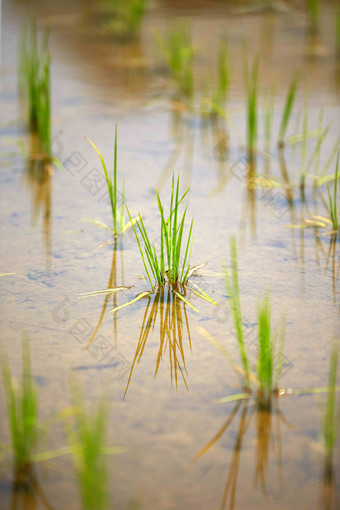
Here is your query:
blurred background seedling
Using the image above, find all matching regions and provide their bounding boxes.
[102,0,147,39]
[19,25,51,162]
[153,22,195,100]
[62,380,126,510]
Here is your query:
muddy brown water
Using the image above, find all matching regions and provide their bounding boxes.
[1,0,340,509]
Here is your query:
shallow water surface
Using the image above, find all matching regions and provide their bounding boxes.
[1,0,340,509]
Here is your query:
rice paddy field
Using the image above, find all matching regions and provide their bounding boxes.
[0,0,340,509]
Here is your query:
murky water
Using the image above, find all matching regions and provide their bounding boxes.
[1,0,340,509]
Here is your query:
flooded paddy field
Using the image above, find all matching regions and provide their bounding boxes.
[0,0,339,509]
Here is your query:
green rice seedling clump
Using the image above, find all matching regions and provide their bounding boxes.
[212,40,230,110]
[306,0,319,32]
[1,333,38,467]
[243,54,259,159]
[103,0,147,38]
[256,292,286,402]
[127,174,194,288]
[154,22,194,99]
[223,236,286,400]
[63,382,121,510]
[19,25,51,159]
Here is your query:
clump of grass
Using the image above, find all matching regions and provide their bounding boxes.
[256,292,286,403]
[306,0,320,33]
[327,153,339,231]
[63,382,123,510]
[103,0,147,39]
[154,22,194,99]
[336,9,340,55]
[323,342,340,460]
[213,40,230,110]
[278,72,299,148]
[243,54,259,160]
[1,333,38,468]
[202,236,286,403]
[19,25,51,160]
[127,174,193,288]
[86,125,137,237]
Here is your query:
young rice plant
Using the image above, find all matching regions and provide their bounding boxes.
[127,174,193,288]
[19,25,51,160]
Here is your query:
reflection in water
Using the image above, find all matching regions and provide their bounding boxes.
[22,156,53,271]
[195,394,293,510]
[124,285,192,395]
[240,158,257,240]
[85,238,126,349]
[10,463,54,510]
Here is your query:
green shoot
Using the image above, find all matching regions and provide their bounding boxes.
[336,8,340,54]
[86,125,138,236]
[306,0,319,32]
[201,237,287,400]
[263,85,275,154]
[323,342,340,458]
[103,0,147,39]
[327,152,339,230]
[224,235,251,390]
[243,53,259,159]
[257,293,286,402]
[153,22,194,99]
[63,381,123,510]
[127,174,194,287]
[19,25,51,160]
[212,40,230,110]
[278,72,299,147]
[1,333,38,467]
[300,90,309,197]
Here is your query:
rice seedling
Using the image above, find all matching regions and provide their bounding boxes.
[256,292,286,403]
[277,72,299,148]
[153,22,194,99]
[212,40,230,111]
[200,40,231,120]
[202,236,286,402]
[103,0,147,39]
[323,342,340,460]
[86,125,138,237]
[1,333,39,469]
[263,85,275,154]
[336,8,340,55]
[243,53,259,160]
[62,381,124,510]
[306,0,320,33]
[299,91,309,199]
[19,25,51,161]
[223,236,251,391]
[326,153,339,231]
[127,174,194,288]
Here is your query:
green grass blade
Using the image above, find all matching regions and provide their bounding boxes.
[278,72,299,145]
